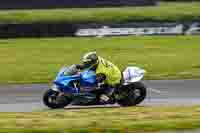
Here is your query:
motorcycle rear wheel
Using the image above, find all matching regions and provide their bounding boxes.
[117,82,146,106]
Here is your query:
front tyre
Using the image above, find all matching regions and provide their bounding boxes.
[118,82,147,106]
[43,89,70,109]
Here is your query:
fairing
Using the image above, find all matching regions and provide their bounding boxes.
[53,67,96,94]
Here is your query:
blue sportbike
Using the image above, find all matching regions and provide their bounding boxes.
[43,65,147,109]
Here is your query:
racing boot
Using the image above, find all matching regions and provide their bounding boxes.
[99,87,115,104]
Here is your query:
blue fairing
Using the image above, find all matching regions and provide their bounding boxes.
[53,66,97,94]
[80,70,97,87]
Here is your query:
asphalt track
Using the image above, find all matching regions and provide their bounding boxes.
[0,80,200,112]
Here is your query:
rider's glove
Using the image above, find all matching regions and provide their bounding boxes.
[75,64,85,70]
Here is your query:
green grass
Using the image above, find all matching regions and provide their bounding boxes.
[0,2,200,23]
[0,36,200,84]
[0,106,200,133]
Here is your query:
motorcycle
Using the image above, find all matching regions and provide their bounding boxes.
[43,65,147,108]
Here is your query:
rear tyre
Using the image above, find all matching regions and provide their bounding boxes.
[118,82,146,106]
[43,89,71,109]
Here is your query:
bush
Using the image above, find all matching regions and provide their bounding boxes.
[0,2,199,24]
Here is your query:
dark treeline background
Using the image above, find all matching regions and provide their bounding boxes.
[0,0,156,9]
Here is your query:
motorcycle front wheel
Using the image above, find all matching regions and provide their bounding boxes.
[43,89,71,109]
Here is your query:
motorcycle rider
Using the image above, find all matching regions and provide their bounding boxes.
[75,51,121,103]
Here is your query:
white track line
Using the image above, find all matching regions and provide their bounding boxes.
[65,104,120,109]
[148,88,168,95]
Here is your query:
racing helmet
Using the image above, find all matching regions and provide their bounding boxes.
[81,51,98,68]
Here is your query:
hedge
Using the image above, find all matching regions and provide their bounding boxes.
[0,2,199,24]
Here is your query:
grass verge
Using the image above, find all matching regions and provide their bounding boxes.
[0,36,200,84]
[0,2,200,23]
[0,105,200,133]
